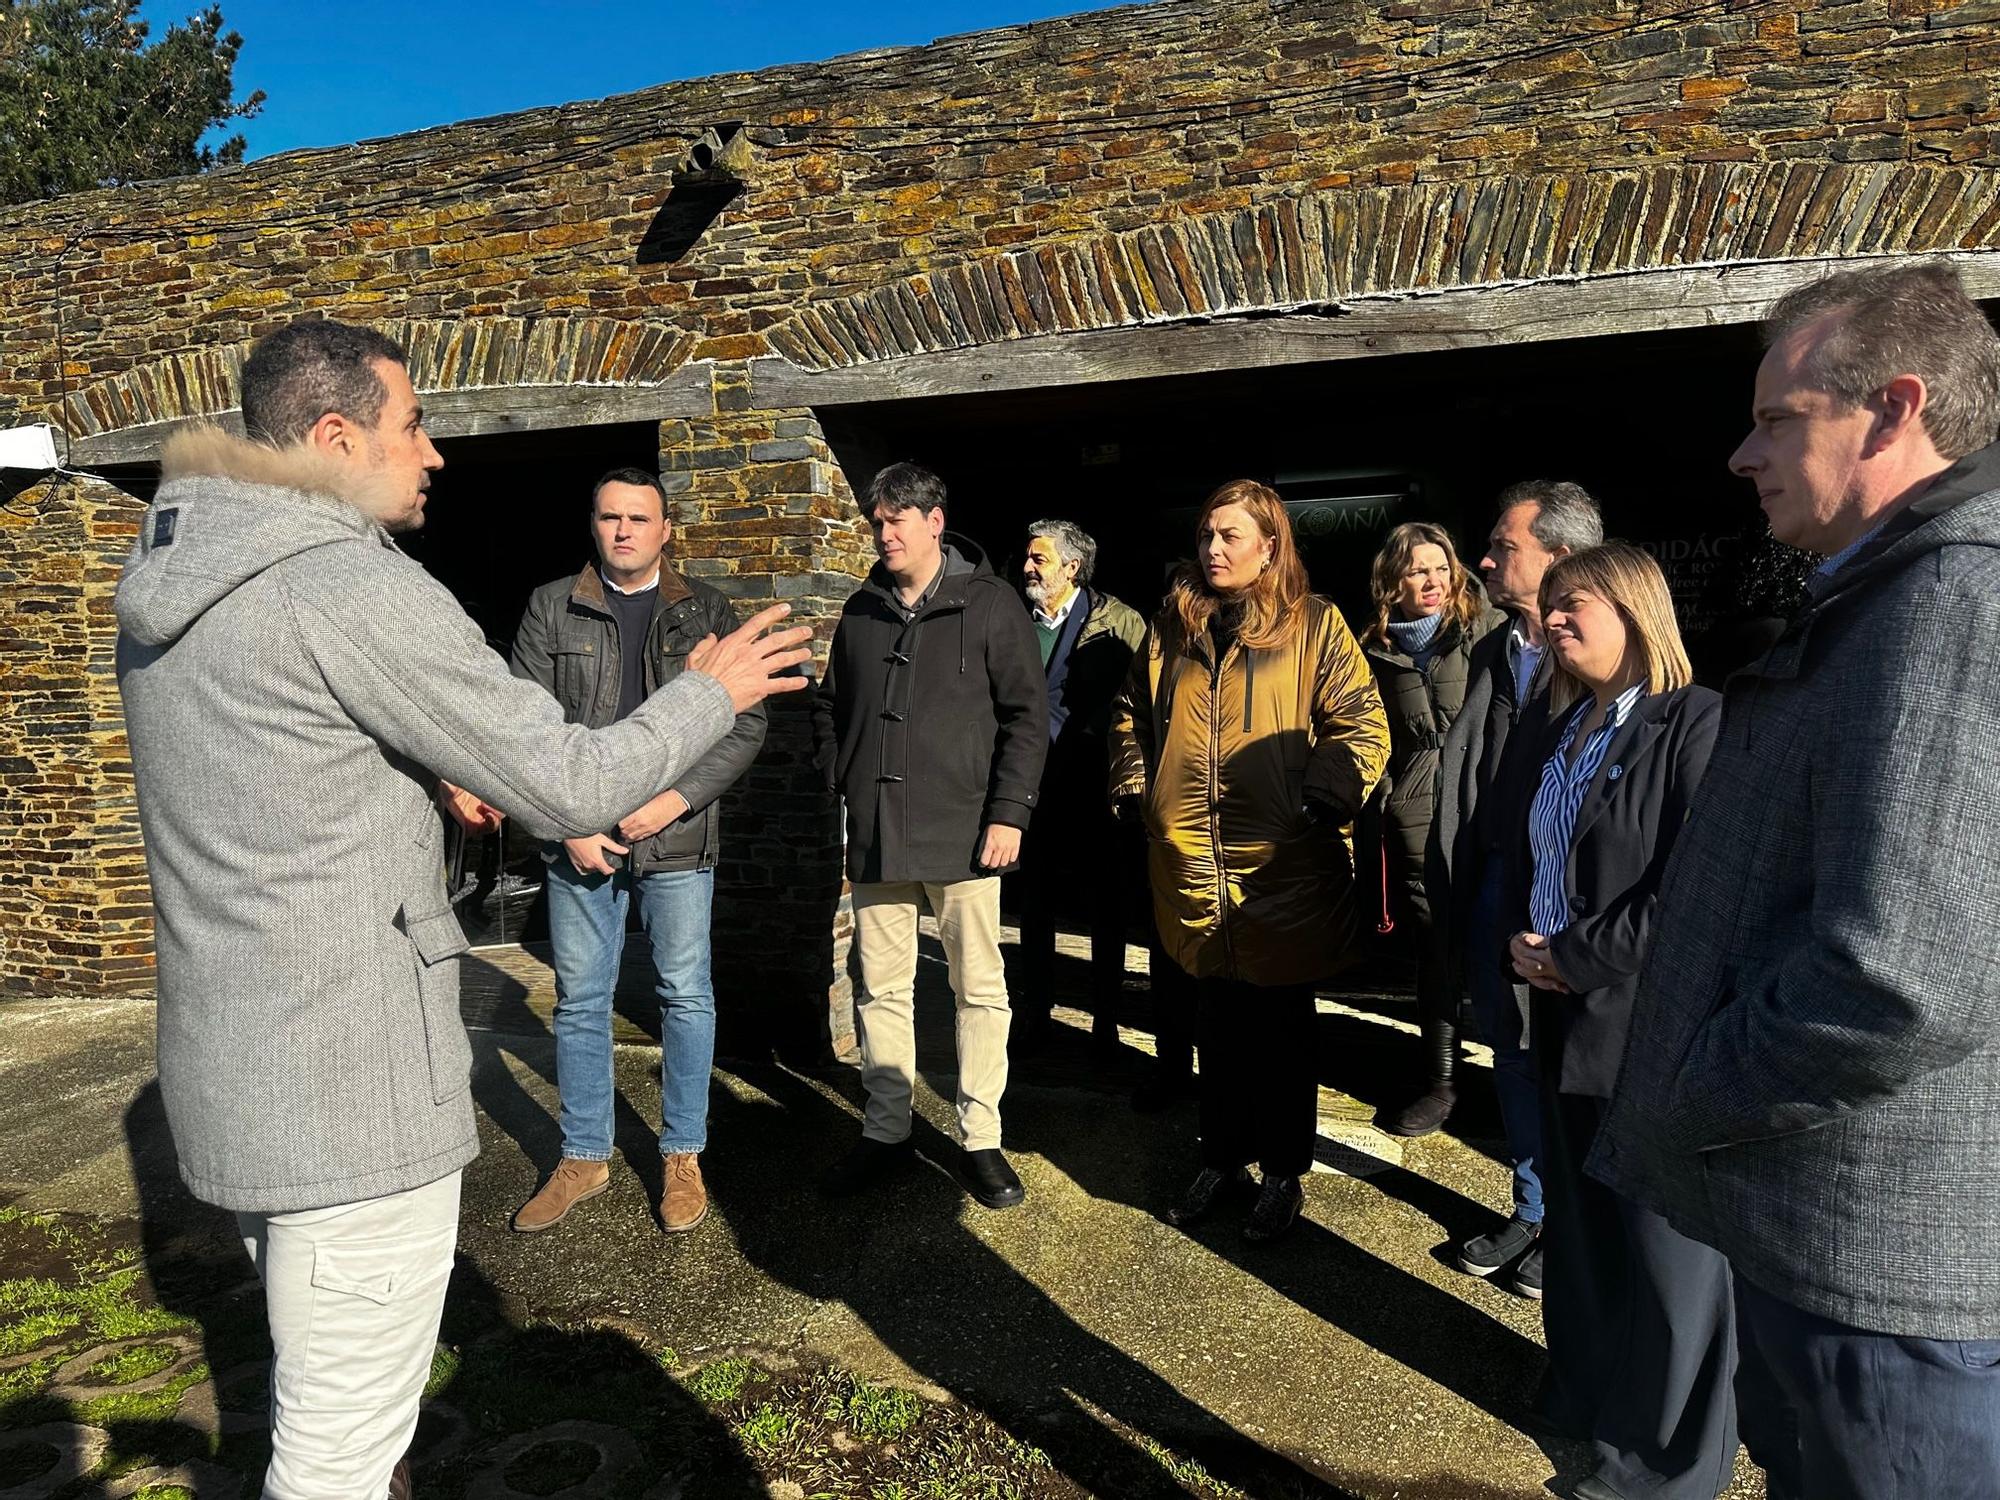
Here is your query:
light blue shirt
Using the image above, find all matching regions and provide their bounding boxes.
[1508,624,1545,705]
[1528,684,1648,939]
[1815,519,1889,582]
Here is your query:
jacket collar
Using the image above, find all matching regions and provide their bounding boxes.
[1568,689,1675,845]
[861,534,991,618]
[1742,441,2000,684]
[568,560,694,618]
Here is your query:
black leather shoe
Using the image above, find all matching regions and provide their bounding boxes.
[827,1136,914,1197]
[1164,1165,1253,1227]
[1381,1082,1457,1137]
[962,1148,1024,1209]
[1458,1214,1540,1277]
[1242,1174,1305,1243]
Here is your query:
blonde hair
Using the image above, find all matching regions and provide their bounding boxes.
[1167,480,1310,652]
[1363,521,1481,649]
[1540,542,1693,712]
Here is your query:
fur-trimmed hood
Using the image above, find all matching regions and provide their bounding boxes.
[117,426,397,648]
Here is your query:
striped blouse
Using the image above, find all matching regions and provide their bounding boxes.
[1528,684,1648,939]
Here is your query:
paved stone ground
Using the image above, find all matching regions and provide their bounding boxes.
[0,932,1767,1500]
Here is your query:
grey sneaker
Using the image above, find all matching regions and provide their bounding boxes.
[1458,1214,1540,1277]
[1511,1241,1545,1301]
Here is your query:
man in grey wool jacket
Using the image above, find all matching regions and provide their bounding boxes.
[1593,263,2000,1500]
[114,319,809,1499]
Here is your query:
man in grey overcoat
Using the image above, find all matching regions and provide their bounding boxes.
[115,320,808,1498]
[1593,263,2000,1500]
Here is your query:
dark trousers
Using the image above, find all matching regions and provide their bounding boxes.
[1018,808,1138,1032]
[1193,974,1317,1179]
[1148,934,1196,1078]
[1467,861,1544,1221]
[1540,1090,1740,1500]
[1733,1274,2000,1500]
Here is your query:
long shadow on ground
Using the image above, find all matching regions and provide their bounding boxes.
[107,1081,766,1498]
[706,1065,1354,1499]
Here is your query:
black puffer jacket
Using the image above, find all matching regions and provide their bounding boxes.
[1360,607,1506,925]
[812,536,1048,884]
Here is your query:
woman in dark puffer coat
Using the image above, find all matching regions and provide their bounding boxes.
[1358,522,1505,1137]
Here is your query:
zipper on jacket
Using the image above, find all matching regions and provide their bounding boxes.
[1211,641,1234,969]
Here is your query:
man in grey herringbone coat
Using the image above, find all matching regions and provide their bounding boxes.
[1592,264,2000,1500]
[116,320,809,1498]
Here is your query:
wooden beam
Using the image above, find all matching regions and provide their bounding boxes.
[749,252,2000,407]
[66,372,714,465]
[63,251,2000,462]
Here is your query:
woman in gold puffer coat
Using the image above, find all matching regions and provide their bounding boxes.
[1110,480,1390,1242]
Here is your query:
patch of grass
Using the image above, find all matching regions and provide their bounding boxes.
[1138,1436,1242,1497]
[0,1266,191,1356]
[74,1361,208,1426]
[685,1355,761,1406]
[86,1341,181,1386]
[733,1400,802,1452]
[132,1487,198,1500]
[0,1305,80,1357]
[842,1380,923,1442]
[0,1353,62,1402]
[423,1345,460,1400]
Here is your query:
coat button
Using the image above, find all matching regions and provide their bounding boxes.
[1570,896,1588,914]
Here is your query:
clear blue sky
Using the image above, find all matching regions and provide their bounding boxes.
[163,1,1118,161]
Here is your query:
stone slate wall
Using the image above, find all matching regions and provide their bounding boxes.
[4,0,1998,429]
[2,0,1997,997]
[0,476,149,995]
[660,394,874,1054]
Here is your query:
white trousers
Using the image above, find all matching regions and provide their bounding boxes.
[852,878,1011,1150]
[237,1170,461,1500]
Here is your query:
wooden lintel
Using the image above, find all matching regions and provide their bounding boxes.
[750,252,2000,407]
[62,251,2000,462]
[66,373,714,466]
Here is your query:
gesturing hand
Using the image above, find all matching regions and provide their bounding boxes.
[686,603,816,714]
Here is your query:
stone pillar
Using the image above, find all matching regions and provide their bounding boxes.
[0,473,152,995]
[659,368,872,1062]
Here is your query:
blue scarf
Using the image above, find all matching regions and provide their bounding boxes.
[1385,611,1447,668]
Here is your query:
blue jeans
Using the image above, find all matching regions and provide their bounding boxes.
[546,859,715,1160]
[1467,859,1543,1223]
[1735,1275,2000,1500]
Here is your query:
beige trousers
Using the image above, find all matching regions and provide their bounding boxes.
[851,877,1011,1151]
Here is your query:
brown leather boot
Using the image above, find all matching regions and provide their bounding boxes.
[659,1152,708,1233]
[512,1158,610,1232]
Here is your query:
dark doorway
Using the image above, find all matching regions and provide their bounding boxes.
[400,420,664,946]
[816,321,1777,638]
[402,421,663,659]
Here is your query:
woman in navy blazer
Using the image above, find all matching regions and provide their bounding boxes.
[1502,543,1731,1500]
